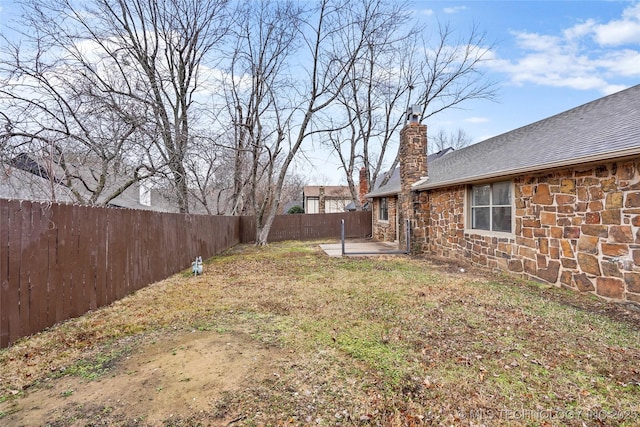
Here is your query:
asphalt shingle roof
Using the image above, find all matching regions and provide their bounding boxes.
[365,148,454,197]
[415,84,640,190]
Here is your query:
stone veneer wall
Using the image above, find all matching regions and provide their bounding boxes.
[399,123,428,246]
[372,196,398,242]
[417,157,640,304]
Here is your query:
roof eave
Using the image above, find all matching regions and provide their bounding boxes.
[364,188,400,198]
[413,147,640,191]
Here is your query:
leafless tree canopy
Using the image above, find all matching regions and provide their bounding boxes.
[0,0,497,243]
[429,128,474,154]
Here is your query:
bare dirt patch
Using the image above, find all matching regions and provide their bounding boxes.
[1,330,282,426]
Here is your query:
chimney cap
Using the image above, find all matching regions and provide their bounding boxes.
[407,105,421,124]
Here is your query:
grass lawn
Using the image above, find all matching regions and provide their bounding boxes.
[1,240,639,426]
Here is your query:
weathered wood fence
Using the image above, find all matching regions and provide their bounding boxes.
[0,199,371,347]
[241,211,372,243]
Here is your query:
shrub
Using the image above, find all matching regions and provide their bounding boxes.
[287,205,304,214]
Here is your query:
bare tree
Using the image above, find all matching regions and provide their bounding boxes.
[1,0,232,212]
[251,0,401,244]
[183,131,225,215]
[221,0,304,219]
[0,25,155,205]
[329,19,497,198]
[328,0,418,209]
[429,128,473,154]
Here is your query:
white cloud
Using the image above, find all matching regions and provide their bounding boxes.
[514,32,563,52]
[420,8,434,17]
[443,6,467,14]
[593,2,640,46]
[487,3,640,95]
[598,49,640,76]
[563,19,596,40]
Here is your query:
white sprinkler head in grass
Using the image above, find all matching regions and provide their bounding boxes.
[192,256,203,276]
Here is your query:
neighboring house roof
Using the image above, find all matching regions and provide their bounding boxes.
[1,154,181,212]
[2,152,231,214]
[0,163,75,202]
[414,84,640,191]
[107,185,179,213]
[345,200,370,211]
[303,185,351,198]
[365,147,455,198]
[9,153,57,182]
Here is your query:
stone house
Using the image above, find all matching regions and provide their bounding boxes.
[365,147,454,242]
[368,84,640,304]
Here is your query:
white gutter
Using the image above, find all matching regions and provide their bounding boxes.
[363,189,400,198]
[412,147,640,191]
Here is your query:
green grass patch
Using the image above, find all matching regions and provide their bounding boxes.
[56,345,133,381]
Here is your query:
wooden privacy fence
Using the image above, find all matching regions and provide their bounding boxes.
[240,211,372,243]
[0,199,372,347]
[0,199,241,348]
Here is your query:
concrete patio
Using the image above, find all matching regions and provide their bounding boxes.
[319,240,407,257]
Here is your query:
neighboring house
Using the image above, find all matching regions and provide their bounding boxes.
[368,84,640,304]
[303,185,352,214]
[0,154,179,212]
[106,182,180,213]
[1,164,71,202]
[0,156,75,203]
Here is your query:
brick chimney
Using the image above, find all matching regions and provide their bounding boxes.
[398,106,427,251]
[358,167,369,208]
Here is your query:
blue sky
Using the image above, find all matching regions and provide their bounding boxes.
[1,1,639,185]
[311,1,640,184]
[416,0,640,143]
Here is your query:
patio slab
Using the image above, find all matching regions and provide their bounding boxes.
[320,241,406,257]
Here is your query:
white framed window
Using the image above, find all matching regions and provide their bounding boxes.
[306,197,319,214]
[470,181,512,233]
[379,197,389,221]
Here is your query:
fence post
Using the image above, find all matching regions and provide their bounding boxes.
[341,219,345,256]
[405,219,411,254]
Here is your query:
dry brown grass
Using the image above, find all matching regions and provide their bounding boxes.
[1,240,640,426]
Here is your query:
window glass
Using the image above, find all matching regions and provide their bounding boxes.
[492,181,511,205]
[307,198,319,214]
[379,197,389,221]
[472,207,490,230]
[473,185,490,205]
[492,206,512,232]
[470,181,512,233]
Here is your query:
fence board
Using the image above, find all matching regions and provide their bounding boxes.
[70,205,85,318]
[19,202,33,338]
[94,208,107,309]
[0,201,9,347]
[0,198,369,347]
[44,207,57,329]
[76,205,91,316]
[53,204,66,324]
[28,204,47,335]
[8,202,23,344]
